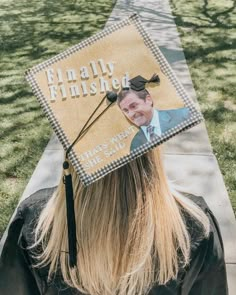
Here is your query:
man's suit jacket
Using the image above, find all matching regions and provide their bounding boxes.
[130,107,190,151]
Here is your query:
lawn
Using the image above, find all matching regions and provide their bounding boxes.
[0,0,115,238]
[170,0,236,214]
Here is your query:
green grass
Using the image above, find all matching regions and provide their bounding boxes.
[170,0,236,213]
[0,0,115,238]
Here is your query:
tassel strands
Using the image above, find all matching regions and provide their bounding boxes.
[63,160,77,268]
[148,73,160,84]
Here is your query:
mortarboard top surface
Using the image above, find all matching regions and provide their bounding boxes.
[129,75,148,91]
[25,13,203,186]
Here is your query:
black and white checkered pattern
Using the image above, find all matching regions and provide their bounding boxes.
[25,13,203,186]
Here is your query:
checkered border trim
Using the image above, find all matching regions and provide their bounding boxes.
[25,13,203,186]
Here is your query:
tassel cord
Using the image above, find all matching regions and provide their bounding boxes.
[65,93,108,158]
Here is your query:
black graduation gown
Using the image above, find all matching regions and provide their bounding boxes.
[0,187,228,295]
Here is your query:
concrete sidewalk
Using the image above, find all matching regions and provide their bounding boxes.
[1,0,236,293]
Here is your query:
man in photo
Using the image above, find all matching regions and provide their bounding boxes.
[117,87,191,151]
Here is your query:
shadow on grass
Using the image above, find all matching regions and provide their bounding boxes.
[170,0,236,213]
[171,0,236,29]
[0,1,114,58]
[170,0,236,60]
[203,101,236,123]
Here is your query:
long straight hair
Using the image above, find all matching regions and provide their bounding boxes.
[32,148,209,295]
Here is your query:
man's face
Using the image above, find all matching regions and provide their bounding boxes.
[119,92,154,127]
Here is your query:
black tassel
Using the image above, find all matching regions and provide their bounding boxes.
[148,73,160,84]
[63,160,77,268]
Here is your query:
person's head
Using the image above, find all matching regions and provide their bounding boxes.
[118,89,154,127]
[32,148,209,295]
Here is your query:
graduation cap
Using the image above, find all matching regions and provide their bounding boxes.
[25,14,203,269]
[129,74,160,91]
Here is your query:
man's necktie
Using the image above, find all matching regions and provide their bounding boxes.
[147,125,159,141]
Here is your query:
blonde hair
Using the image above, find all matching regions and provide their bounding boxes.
[32,148,209,295]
